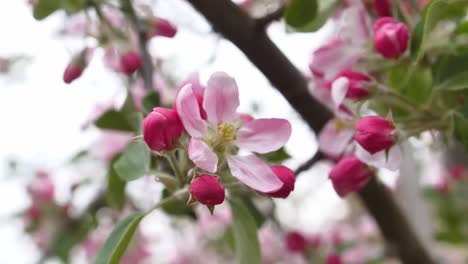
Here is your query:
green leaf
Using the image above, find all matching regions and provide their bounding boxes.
[142,91,160,113]
[434,53,468,91]
[94,212,145,264]
[240,197,266,228]
[107,155,127,209]
[160,189,195,218]
[453,114,468,151]
[94,110,142,132]
[263,147,291,163]
[62,0,87,13]
[229,199,262,264]
[387,63,432,105]
[113,141,150,181]
[284,0,318,29]
[410,0,450,61]
[33,0,61,20]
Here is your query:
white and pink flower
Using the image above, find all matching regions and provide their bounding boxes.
[176,72,292,193]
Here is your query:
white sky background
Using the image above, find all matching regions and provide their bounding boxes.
[0,1,348,263]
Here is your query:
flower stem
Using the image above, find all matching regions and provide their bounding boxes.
[166,151,185,186]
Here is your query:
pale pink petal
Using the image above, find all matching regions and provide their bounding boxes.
[355,144,401,171]
[309,39,364,80]
[336,4,371,45]
[188,138,218,173]
[318,120,355,158]
[331,77,349,107]
[227,155,283,192]
[235,118,291,154]
[203,72,240,125]
[176,84,208,138]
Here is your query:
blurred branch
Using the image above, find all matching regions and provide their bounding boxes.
[120,0,154,91]
[184,0,434,263]
[255,5,285,29]
[294,151,325,176]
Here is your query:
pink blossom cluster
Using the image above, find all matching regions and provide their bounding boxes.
[309,1,410,197]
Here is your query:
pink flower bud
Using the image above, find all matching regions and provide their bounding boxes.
[26,204,40,221]
[372,0,391,17]
[189,175,225,206]
[63,62,83,84]
[327,71,371,104]
[354,116,396,154]
[265,165,295,198]
[326,254,342,264]
[27,171,55,201]
[285,231,307,253]
[450,165,465,180]
[143,107,183,151]
[373,17,409,59]
[120,50,141,75]
[329,157,373,197]
[149,18,177,38]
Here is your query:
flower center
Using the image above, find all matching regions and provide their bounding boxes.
[217,122,237,143]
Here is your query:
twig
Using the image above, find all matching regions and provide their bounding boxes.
[120,0,154,91]
[294,151,325,176]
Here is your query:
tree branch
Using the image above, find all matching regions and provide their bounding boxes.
[120,0,154,91]
[184,0,434,263]
[294,151,325,176]
[255,6,286,29]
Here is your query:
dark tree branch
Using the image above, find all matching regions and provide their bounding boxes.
[121,0,154,91]
[184,0,434,263]
[294,151,325,176]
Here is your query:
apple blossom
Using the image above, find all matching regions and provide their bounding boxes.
[265,165,296,198]
[63,61,83,84]
[372,0,391,17]
[120,50,141,75]
[373,17,409,59]
[329,156,373,197]
[148,18,177,38]
[143,107,183,151]
[285,231,307,253]
[326,253,342,264]
[189,174,225,205]
[318,119,355,160]
[355,116,396,154]
[327,70,371,106]
[176,72,291,193]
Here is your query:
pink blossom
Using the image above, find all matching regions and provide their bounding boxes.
[143,107,183,151]
[318,119,355,160]
[285,231,307,254]
[327,71,370,106]
[104,46,124,72]
[175,73,207,119]
[355,143,402,171]
[258,223,284,263]
[326,254,342,264]
[373,17,409,59]
[355,116,395,154]
[329,156,373,197]
[27,170,55,201]
[120,50,141,75]
[189,174,225,206]
[176,72,291,192]
[372,0,391,17]
[265,165,296,198]
[148,18,177,38]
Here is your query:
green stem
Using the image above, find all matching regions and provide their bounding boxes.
[148,188,189,213]
[166,151,185,186]
[91,1,125,39]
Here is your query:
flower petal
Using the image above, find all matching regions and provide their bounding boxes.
[235,118,292,154]
[355,144,401,171]
[318,119,355,158]
[188,138,218,173]
[176,84,208,138]
[331,77,349,107]
[227,155,283,192]
[203,72,240,125]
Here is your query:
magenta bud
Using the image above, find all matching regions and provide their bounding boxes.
[63,62,83,84]
[26,204,41,221]
[329,156,373,197]
[326,254,342,264]
[373,17,409,59]
[285,231,307,253]
[189,174,225,206]
[265,165,295,198]
[355,116,395,154]
[149,18,177,38]
[120,50,141,75]
[143,107,183,151]
[372,0,391,17]
[329,70,371,100]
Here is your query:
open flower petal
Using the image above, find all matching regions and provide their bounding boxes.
[235,118,292,154]
[176,84,208,138]
[203,72,240,125]
[318,119,355,158]
[331,77,349,107]
[227,155,283,193]
[188,138,218,173]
